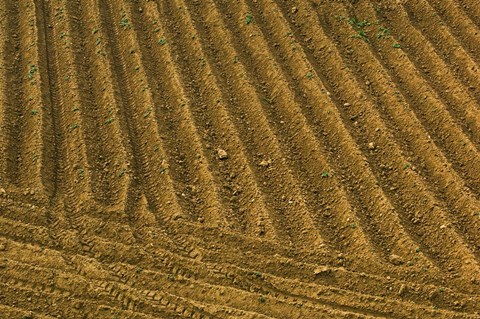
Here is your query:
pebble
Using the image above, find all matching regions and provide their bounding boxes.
[313,266,330,275]
[389,254,404,266]
[217,148,228,160]
[343,102,350,107]
[0,188,5,196]
[291,6,298,14]
[368,142,376,150]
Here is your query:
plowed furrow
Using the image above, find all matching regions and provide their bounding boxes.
[454,0,480,29]
[61,0,131,207]
[155,0,323,247]
[360,2,480,266]
[340,1,480,286]
[403,1,480,107]
[356,0,480,252]
[276,0,480,288]
[96,0,185,225]
[37,0,92,205]
[397,1,480,148]
[118,1,232,230]
[313,0,480,274]
[0,2,7,184]
[240,0,446,276]
[427,0,480,65]
[2,1,45,195]
[0,304,55,319]
[191,0,386,266]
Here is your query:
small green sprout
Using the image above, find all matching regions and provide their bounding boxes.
[246,13,253,25]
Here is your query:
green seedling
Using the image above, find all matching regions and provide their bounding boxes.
[393,42,401,48]
[262,96,274,105]
[158,38,166,45]
[69,123,79,130]
[31,109,38,115]
[28,64,37,80]
[306,71,314,79]
[143,108,152,118]
[120,17,130,29]
[117,168,126,177]
[321,171,330,178]
[246,13,253,25]
[258,295,266,303]
[376,27,391,39]
[104,117,114,124]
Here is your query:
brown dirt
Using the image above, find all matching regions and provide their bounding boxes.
[1,0,480,318]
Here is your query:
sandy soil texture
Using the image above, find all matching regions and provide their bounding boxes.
[1,0,480,318]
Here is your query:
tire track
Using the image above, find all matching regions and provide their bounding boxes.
[61,0,131,207]
[2,1,45,196]
[3,237,480,318]
[96,0,186,226]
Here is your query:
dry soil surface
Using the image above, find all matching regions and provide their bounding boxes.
[1,0,480,318]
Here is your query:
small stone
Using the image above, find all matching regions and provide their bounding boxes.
[314,266,330,275]
[217,148,228,160]
[0,188,5,196]
[291,6,298,14]
[389,254,404,266]
[259,159,271,167]
[138,7,143,13]
[343,102,350,107]
[440,224,447,229]
[368,142,376,150]
[0,243,6,251]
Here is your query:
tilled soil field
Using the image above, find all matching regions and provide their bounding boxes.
[1,0,480,318]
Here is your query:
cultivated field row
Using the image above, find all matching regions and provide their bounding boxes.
[0,0,479,317]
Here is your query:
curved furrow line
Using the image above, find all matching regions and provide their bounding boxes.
[454,0,480,29]
[118,1,235,231]
[361,2,480,262]
[314,1,480,274]
[347,0,480,283]
[59,0,131,207]
[182,0,379,262]
[154,0,325,249]
[36,0,92,206]
[239,0,446,276]
[276,0,480,288]
[199,0,390,268]
[4,219,480,316]
[95,0,186,226]
[402,1,480,107]
[427,0,480,64]
[137,0,278,240]
[4,244,480,319]
[396,1,480,143]
[2,1,46,196]
[0,2,8,184]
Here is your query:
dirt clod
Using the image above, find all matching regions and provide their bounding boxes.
[217,148,228,160]
[389,254,404,266]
